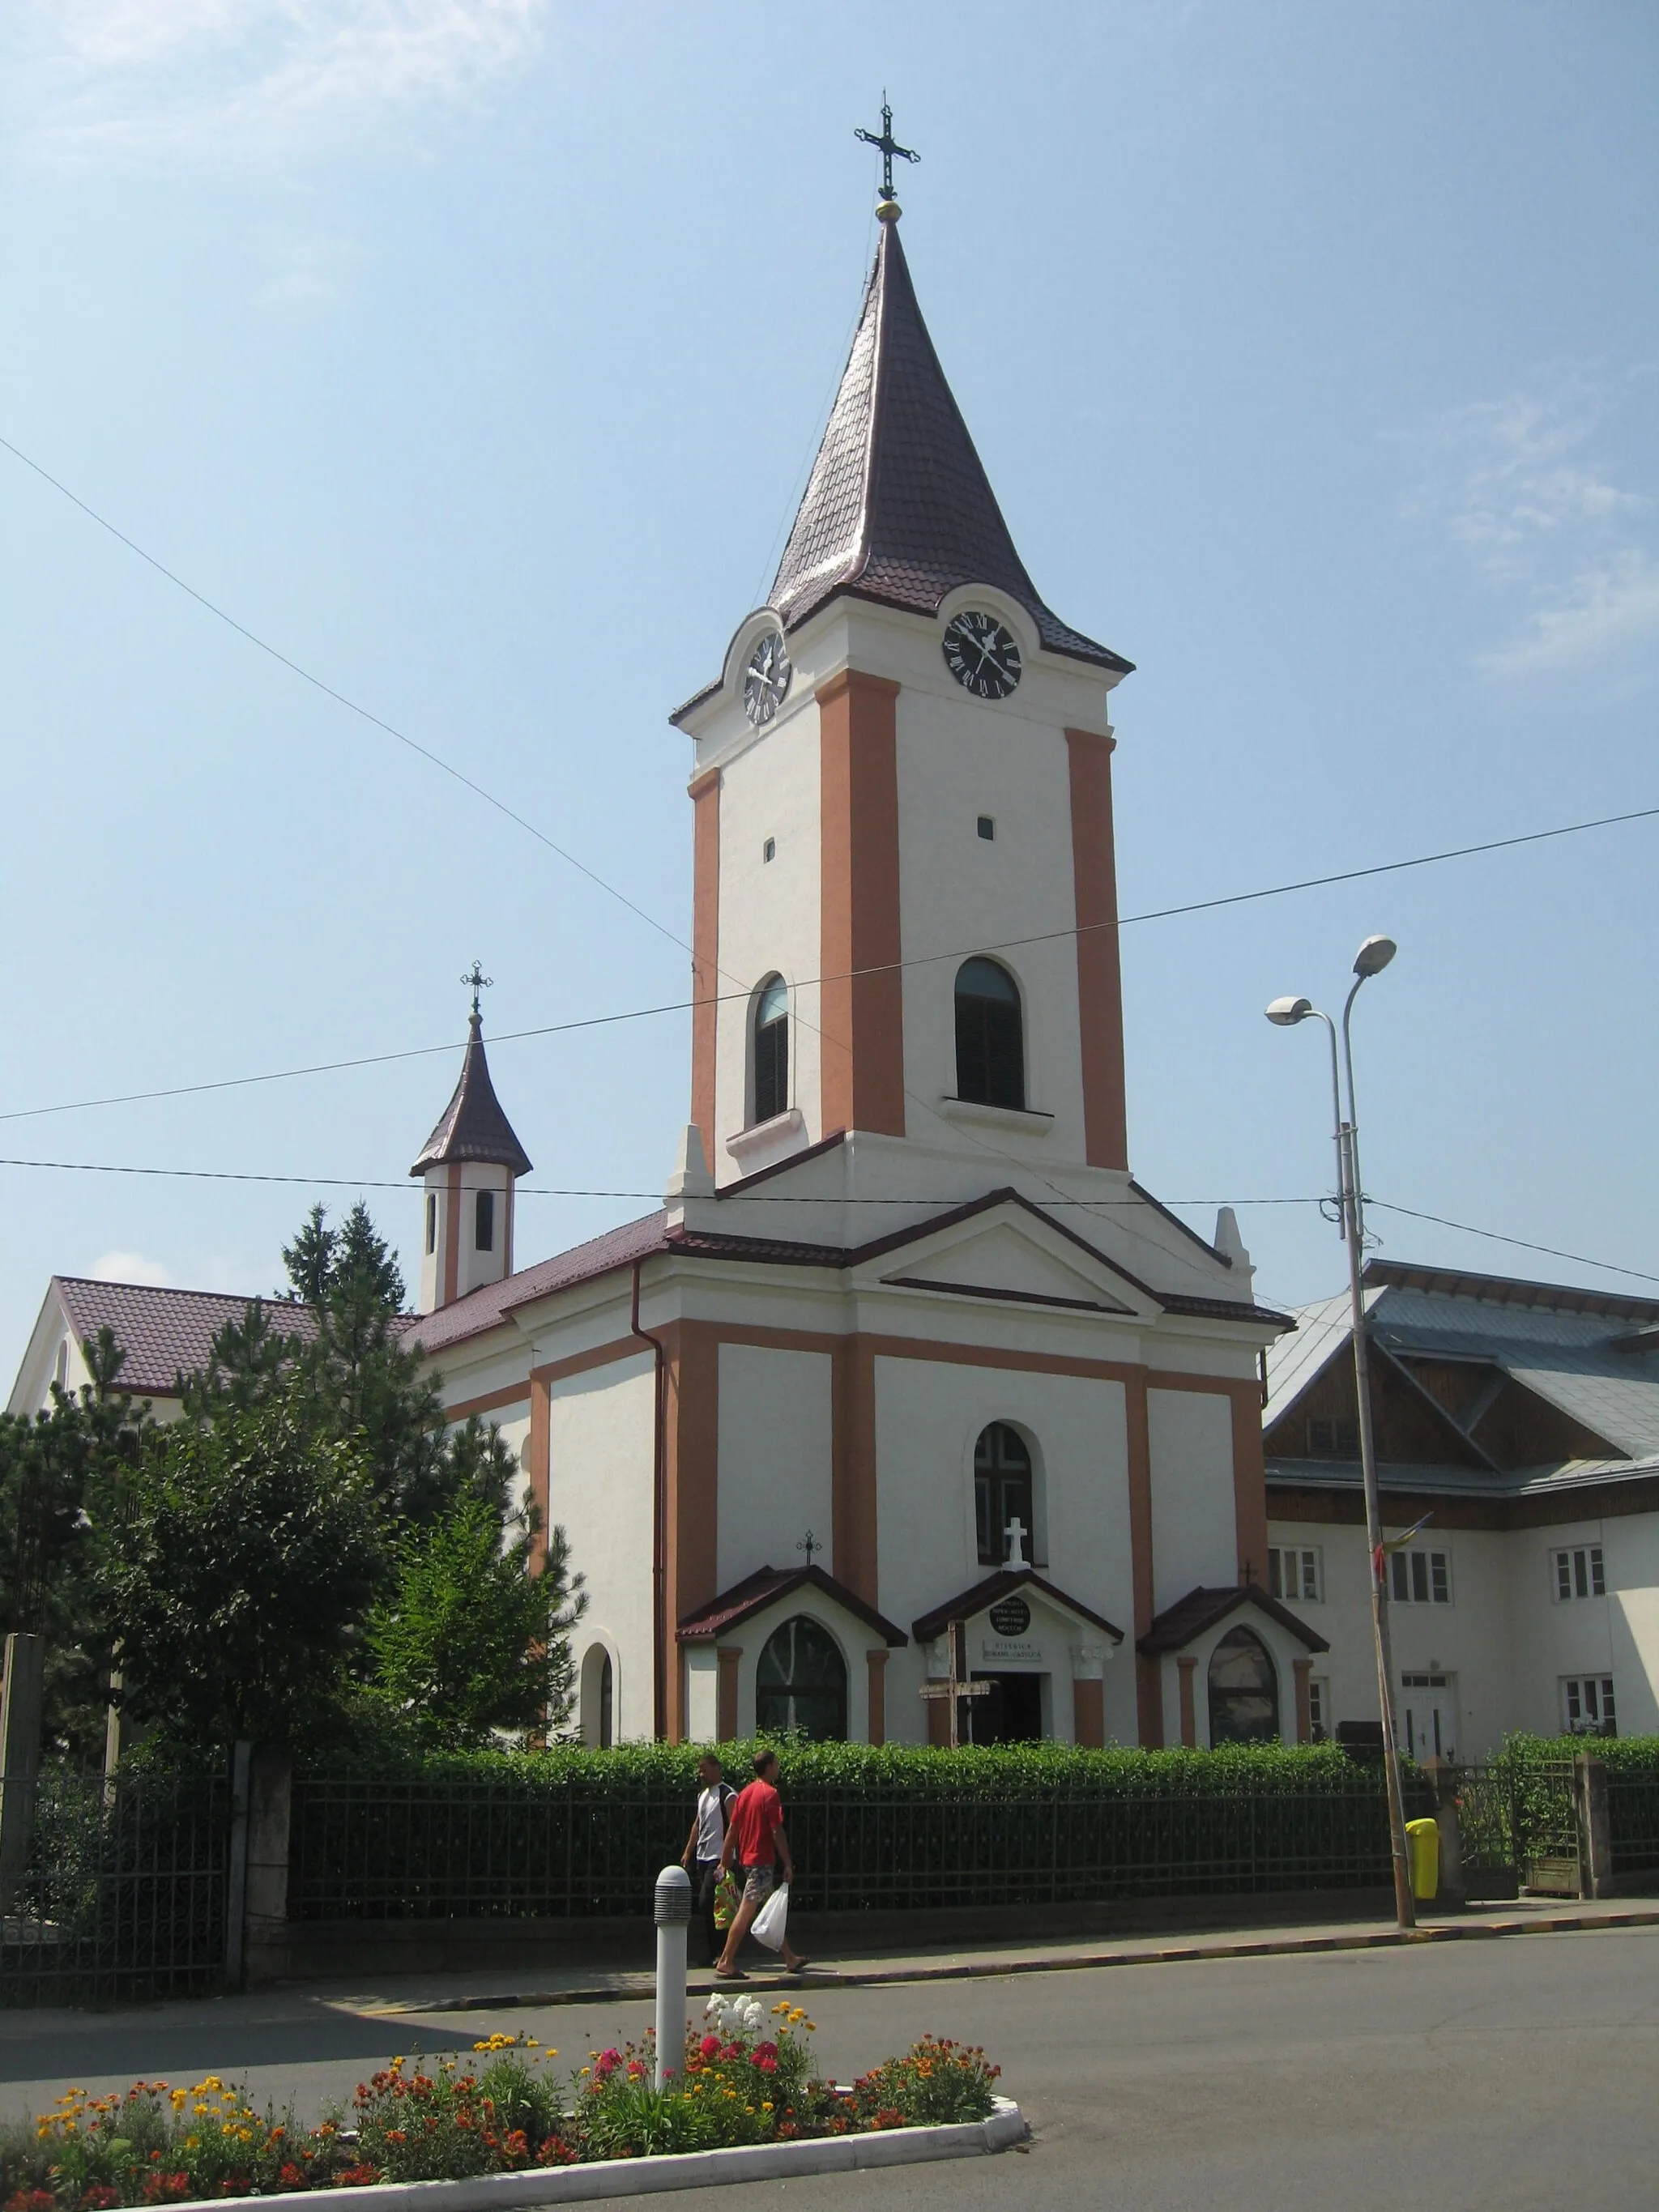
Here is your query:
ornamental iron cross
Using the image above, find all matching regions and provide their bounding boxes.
[796,1530,822,1567]
[855,96,919,202]
[462,961,493,1021]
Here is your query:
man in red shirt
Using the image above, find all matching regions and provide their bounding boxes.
[714,1749,808,1977]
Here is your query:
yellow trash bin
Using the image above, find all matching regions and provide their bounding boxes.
[1405,1816,1439,1901]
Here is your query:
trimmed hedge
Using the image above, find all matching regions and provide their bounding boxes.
[286,1741,1423,1920]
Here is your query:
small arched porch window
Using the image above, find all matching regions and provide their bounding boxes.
[954,958,1025,1109]
[753,975,789,1124]
[1208,1626,1279,1745]
[755,1616,847,1740]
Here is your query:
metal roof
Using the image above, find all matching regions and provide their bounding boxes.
[1263,1260,1659,1491]
[409,1014,533,1179]
[766,221,1131,674]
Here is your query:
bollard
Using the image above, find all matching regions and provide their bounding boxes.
[653,1865,692,2090]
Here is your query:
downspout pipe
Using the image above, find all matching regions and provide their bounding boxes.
[630,1259,669,1741]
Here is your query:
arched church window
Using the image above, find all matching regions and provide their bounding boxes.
[975,1422,1034,1566]
[955,958,1025,1110]
[1208,1626,1279,1745]
[755,1616,847,1741]
[753,974,790,1124]
[475,1187,495,1252]
[581,1642,615,1748]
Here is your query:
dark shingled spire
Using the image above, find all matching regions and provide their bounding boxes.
[409,1012,532,1179]
[768,221,1132,674]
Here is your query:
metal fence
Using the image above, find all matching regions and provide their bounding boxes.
[0,1767,229,2006]
[1455,1758,1579,1897]
[288,1771,1421,1920]
[1609,1775,1659,1882]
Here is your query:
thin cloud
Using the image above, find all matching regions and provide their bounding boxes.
[13,0,549,165]
[1415,378,1658,680]
[87,1249,173,1287]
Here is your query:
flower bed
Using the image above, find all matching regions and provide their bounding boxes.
[0,2014,1004,2207]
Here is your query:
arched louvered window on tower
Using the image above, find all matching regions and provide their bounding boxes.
[753,974,790,1124]
[954,957,1025,1110]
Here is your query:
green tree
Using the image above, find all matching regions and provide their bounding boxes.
[367,1485,587,1747]
[96,1387,386,1750]
[0,1328,149,1758]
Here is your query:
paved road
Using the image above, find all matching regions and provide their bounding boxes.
[3,1929,1655,2208]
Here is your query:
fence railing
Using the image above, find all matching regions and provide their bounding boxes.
[286,1772,1423,1920]
[1609,1775,1659,1880]
[0,1767,228,2007]
[1455,1758,1579,1895]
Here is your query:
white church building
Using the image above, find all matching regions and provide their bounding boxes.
[395,202,1316,1754]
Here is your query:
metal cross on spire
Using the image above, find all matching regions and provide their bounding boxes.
[461,961,493,1023]
[855,96,919,215]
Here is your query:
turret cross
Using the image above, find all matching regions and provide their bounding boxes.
[461,961,493,1022]
[855,96,919,206]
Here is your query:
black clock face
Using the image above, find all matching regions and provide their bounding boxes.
[743,630,792,727]
[943,610,1021,699]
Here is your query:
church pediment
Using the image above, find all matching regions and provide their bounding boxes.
[864,1206,1152,1319]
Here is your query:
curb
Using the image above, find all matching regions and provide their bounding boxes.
[181,2099,1026,2208]
[360,1908,1659,2014]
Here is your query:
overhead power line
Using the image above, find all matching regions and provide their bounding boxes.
[4,796,1656,1130]
[0,433,689,957]
[1367,1203,1659,1290]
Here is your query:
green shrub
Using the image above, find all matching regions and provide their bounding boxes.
[849,2036,1001,2128]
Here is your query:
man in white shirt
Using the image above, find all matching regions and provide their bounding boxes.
[680,1753,737,1967]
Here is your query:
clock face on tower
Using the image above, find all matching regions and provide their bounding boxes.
[743,630,792,727]
[941,610,1022,700]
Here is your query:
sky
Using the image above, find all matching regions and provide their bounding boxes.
[1,0,1656,1375]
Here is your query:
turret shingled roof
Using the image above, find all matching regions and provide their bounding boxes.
[767,219,1132,675]
[409,1013,532,1179]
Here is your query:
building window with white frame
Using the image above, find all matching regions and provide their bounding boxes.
[753,975,789,1124]
[1390,1547,1451,1604]
[1554,1544,1605,1600]
[1269,1545,1322,1602]
[1307,1676,1329,1741]
[1561,1675,1616,1737]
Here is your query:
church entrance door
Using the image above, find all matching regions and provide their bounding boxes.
[966,1673,1043,1743]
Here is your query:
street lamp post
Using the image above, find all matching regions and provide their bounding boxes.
[1266,935,1417,1932]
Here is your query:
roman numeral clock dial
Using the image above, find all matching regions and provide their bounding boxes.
[743,630,792,727]
[941,610,1022,700]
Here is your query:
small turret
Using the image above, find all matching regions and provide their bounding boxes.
[410,965,532,1315]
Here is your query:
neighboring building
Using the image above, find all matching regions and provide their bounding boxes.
[1265,1259,1659,1756]
[399,202,1311,1752]
[6,1277,322,1423]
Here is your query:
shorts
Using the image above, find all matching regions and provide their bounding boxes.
[740,1863,776,1904]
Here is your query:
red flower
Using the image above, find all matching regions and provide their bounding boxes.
[700,2035,722,2059]
[757,2055,778,2074]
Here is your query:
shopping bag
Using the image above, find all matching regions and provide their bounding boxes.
[712,1873,740,1932]
[750,1880,789,1951]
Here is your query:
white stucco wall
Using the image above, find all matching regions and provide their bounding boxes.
[872,1353,1137,1744]
[1149,1387,1237,1610]
[711,698,823,1179]
[893,676,1088,1164]
[549,1352,655,1741]
[716,1343,834,1587]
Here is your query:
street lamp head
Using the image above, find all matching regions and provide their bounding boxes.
[1265,996,1315,1026]
[1353,935,1397,978]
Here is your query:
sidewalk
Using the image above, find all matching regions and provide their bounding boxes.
[1,1890,1649,2051]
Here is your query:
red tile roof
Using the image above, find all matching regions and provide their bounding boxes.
[1137,1584,1329,1657]
[911,1568,1124,1647]
[678,1563,906,1647]
[52,1278,319,1398]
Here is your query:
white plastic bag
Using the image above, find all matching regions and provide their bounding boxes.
[750,1880,789,1951]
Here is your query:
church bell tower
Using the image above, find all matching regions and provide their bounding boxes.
[410,965,532,1314]
[671,147,1137,1197]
